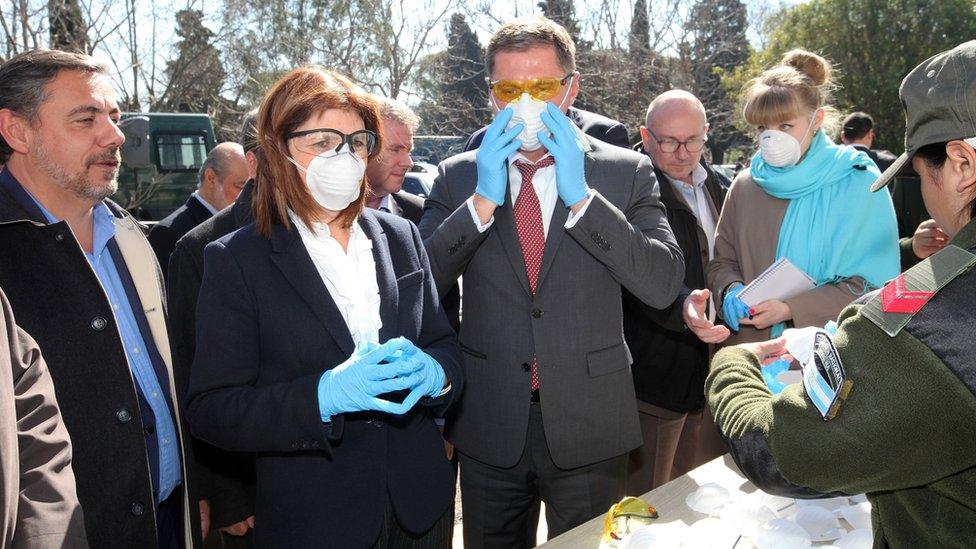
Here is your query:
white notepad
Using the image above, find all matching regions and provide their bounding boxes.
[738,258,816,307]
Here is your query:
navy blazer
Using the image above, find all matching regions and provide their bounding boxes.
[185,208,462,548]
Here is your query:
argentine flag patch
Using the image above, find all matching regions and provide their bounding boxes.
[800,332,852,421]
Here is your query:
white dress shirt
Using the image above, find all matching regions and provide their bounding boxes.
[193,191,219,215]
[665,164,716,261]
[290,213,382,347]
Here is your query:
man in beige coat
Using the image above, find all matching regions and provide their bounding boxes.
[1,287,87,548]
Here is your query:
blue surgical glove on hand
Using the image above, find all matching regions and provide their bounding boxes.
[538,102,589,207]
[317,339,425,422]
[760,358,791,394]
[382,338,447,399]
[722,283,751,332]
[475,107,524,206]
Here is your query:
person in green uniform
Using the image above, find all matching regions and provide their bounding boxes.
[706,40,976,548]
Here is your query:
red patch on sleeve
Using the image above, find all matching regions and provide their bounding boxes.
[881,274,935,314]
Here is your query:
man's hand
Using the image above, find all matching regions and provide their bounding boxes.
[912,219,949,259]
[538,103,589,210]
[199,499,211,540]
[740,299,791,330]
[682,289,730,343]
[220,516,255,537]
[474,107,523,208]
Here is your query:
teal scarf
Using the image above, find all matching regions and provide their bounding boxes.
[750,130,900,336]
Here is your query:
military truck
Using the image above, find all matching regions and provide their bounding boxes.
[115,113,216,221]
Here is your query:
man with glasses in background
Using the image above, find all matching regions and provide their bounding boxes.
[624,90,731,496]
[419,16,683,547]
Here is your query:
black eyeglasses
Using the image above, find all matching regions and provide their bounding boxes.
[647,129,708,154]
[285,128,377,158]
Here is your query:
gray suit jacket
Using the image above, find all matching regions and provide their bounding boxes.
[419,137,684,469]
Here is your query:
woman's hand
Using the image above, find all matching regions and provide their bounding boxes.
[740,299,792,330]
[737,337,790,365]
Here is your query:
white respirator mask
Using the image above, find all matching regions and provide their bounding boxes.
[758,109,820,168]
[288,144,365,211]
[492,86,573,152]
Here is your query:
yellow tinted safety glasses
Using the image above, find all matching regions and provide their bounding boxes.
[488,73,574,103]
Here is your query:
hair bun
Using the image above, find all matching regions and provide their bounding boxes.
[781,49,831,86]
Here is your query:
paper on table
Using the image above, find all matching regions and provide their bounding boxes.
[738,257,816,307]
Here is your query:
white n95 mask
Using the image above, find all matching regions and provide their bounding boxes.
[758,109,819,168]
[288,144,365,211]
[491,86,573,152]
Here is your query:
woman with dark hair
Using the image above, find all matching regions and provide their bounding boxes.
[185,66,462,548]
[706,41,976,546]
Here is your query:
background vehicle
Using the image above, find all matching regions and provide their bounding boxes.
[116,113,217,220]
[402,162,437,198]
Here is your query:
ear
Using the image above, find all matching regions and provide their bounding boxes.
[812,108,826,131]
[245,150,258,178]
[0,109,32,155]
[565,71,580,108]
[204,167,217,187]
[639,126,652,153]
[946,140,976,195]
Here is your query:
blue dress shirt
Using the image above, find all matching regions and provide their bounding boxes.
[27,191,182,504]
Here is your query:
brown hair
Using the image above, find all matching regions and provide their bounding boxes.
[485,16,576,78]
[253,66,383,237]
[743,49,840,136]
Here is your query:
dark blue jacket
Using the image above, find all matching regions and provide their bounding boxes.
[185,208,463,548]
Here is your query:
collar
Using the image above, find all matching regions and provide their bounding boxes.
[0,167,50,223]
[288,210,361,240]
[192,191,220,215]
[663,163,708,190]
[378,193,395,212]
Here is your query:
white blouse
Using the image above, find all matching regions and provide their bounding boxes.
[290,213,382,348]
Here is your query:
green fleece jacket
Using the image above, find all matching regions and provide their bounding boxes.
[707,219,976,548]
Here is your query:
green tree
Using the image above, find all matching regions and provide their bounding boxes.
[537,0,591,50]
[736,0,976,152]
[48,0,88,53]
[683,0,750,163]
[415,13,488,136]
[628,0,650,56]
[160,10,226,115]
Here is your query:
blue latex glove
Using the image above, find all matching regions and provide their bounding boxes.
[760,358,791,394]
[538,103,589,207]
[382,337,447,399]
[824,320,838,335]
[475,107,524,206]
[722,283,750,332]
[317,339,425,422]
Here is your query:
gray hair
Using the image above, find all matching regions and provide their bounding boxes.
[0,49,108,161]
[376,97,420,132]
[485,16,576,78]
[240,107,260,153]
[198,142,245,187]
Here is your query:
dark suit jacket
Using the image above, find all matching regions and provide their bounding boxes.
[419,137,684,469]
[185,208,463,548]
[624,152,729,413]
[853,144,898,174]
[167,182,254,528]
[463,106,631,151]
[389,190,424,224]
[148,194,213,278]
[0,288,87,548]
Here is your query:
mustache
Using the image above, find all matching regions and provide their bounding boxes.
[86,149,121,167]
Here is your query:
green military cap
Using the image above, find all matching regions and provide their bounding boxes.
[872,40,976,192]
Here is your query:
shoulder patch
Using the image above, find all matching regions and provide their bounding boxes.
[861,245,976,336]
[801,331,852,421]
